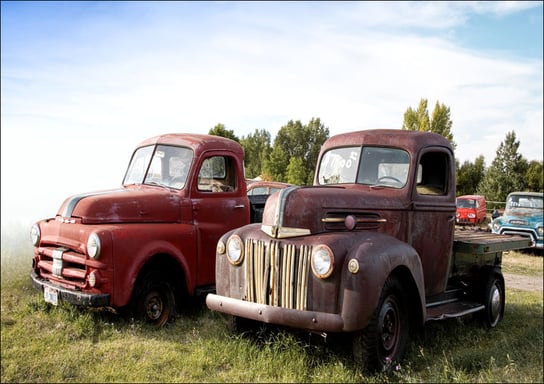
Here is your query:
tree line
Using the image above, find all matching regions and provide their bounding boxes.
[208,98,543,206]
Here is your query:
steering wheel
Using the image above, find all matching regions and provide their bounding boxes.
[376,176,403,185]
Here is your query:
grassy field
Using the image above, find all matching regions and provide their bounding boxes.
[1,243,542,383]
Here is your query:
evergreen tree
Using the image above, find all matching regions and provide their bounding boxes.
[477,131,528,204]
[525,160,544,192]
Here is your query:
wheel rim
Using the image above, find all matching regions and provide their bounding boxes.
[489,282,502,326]
[379,296,400,355]
[144,290,165,321]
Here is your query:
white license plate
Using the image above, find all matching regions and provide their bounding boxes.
[44,286,59,306]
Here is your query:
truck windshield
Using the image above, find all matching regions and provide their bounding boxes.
[317,146,410,188]
[123,145,193,190]
[505,194,543,213]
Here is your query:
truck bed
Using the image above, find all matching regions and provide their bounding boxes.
[453,229,531,254]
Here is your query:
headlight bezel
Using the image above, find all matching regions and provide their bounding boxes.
[311,244,334,279]
[87,233,101,259]
[226,235,244,265]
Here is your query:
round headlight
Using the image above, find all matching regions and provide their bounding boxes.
[311,245,334,279]
[87,233,101,259]
[226,235,244,265]
[492,221,500,232]
[538,226,543,236]
[30,224,41,246]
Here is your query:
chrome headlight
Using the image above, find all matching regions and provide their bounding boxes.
[492,221,501,232]
[538,226,543,236]
[311,244,334,279]
[226,235,244,265]
[30,224,41,246]
[87,233,101,259]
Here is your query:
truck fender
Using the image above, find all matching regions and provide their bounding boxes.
[115,240,192,307]
[339,234,426,331]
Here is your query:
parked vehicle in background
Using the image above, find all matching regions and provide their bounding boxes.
[30,133,267,326]
[247,180,294,196]
[456,195,487,225]
[207,129,530,372]
[490,191,544,249]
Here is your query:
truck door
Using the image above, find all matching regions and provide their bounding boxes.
[191,154,249,286]
[411,148,456,296]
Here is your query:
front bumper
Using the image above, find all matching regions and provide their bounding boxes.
[206,293,345,333]
[30,270,110,307]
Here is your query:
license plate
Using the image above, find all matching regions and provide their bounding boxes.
[44,286,59,306]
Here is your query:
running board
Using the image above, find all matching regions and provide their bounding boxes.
[426,301,484,322]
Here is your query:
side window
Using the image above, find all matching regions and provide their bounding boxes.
[197,156,236,192]
[416,152,448,195]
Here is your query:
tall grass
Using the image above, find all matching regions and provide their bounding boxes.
[2,239,542,383]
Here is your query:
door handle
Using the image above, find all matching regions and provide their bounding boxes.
[234,204,245,209]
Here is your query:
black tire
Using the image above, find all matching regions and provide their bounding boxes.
[133,271,176,327]
[353,276,409,372]
[478,270,505,328]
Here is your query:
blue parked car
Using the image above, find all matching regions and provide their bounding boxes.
[490,191,543,249]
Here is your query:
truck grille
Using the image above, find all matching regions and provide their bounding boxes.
[244,239,312,310]
[36,246,87,288]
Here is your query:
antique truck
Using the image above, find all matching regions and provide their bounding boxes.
[206,129,531,372]
[30,133,267,326]
[490,191,544,249]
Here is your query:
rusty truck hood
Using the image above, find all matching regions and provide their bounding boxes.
[57,186,181,224]
[261,185,410,238]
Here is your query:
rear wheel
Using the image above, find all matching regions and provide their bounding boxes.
[353,276,409,372]
[479,270,505,328]
[133,271,176,327]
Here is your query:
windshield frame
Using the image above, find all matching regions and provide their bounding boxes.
[122,144,194,190]
[316,145,411,189]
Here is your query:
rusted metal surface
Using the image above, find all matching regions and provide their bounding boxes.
[31,134,253,311]
[210,129,531,339]
[453,229,531,254]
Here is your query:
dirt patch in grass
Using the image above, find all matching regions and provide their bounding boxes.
[504,273,543,291]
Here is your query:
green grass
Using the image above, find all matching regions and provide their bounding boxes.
[2,247,542,383]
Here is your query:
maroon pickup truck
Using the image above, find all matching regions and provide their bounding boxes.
[206,129,530,372]
[30,133,267,326]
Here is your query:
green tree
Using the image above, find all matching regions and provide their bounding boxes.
[456,155,485,196]
[240,129,271,179]
[263,118,329,185]
[477,131,528,204]
[402,98,456,150]
[525,160,544,192]
[208,123,239,142]
[286,157,306,185]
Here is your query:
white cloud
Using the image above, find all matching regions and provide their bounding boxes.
[1,1,542,225]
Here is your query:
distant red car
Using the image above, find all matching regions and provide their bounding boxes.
[246,180,294,196]
[456,195,487,225]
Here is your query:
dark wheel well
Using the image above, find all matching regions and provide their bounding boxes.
[133,254,187,314]
[128,255,186,326]
[389,266,424,329]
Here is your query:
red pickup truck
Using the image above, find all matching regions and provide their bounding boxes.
[30,133,267,326]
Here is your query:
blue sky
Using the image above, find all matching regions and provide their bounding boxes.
[1,1,543,225]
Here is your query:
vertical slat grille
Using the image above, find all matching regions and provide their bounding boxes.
[245,239,311,310]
